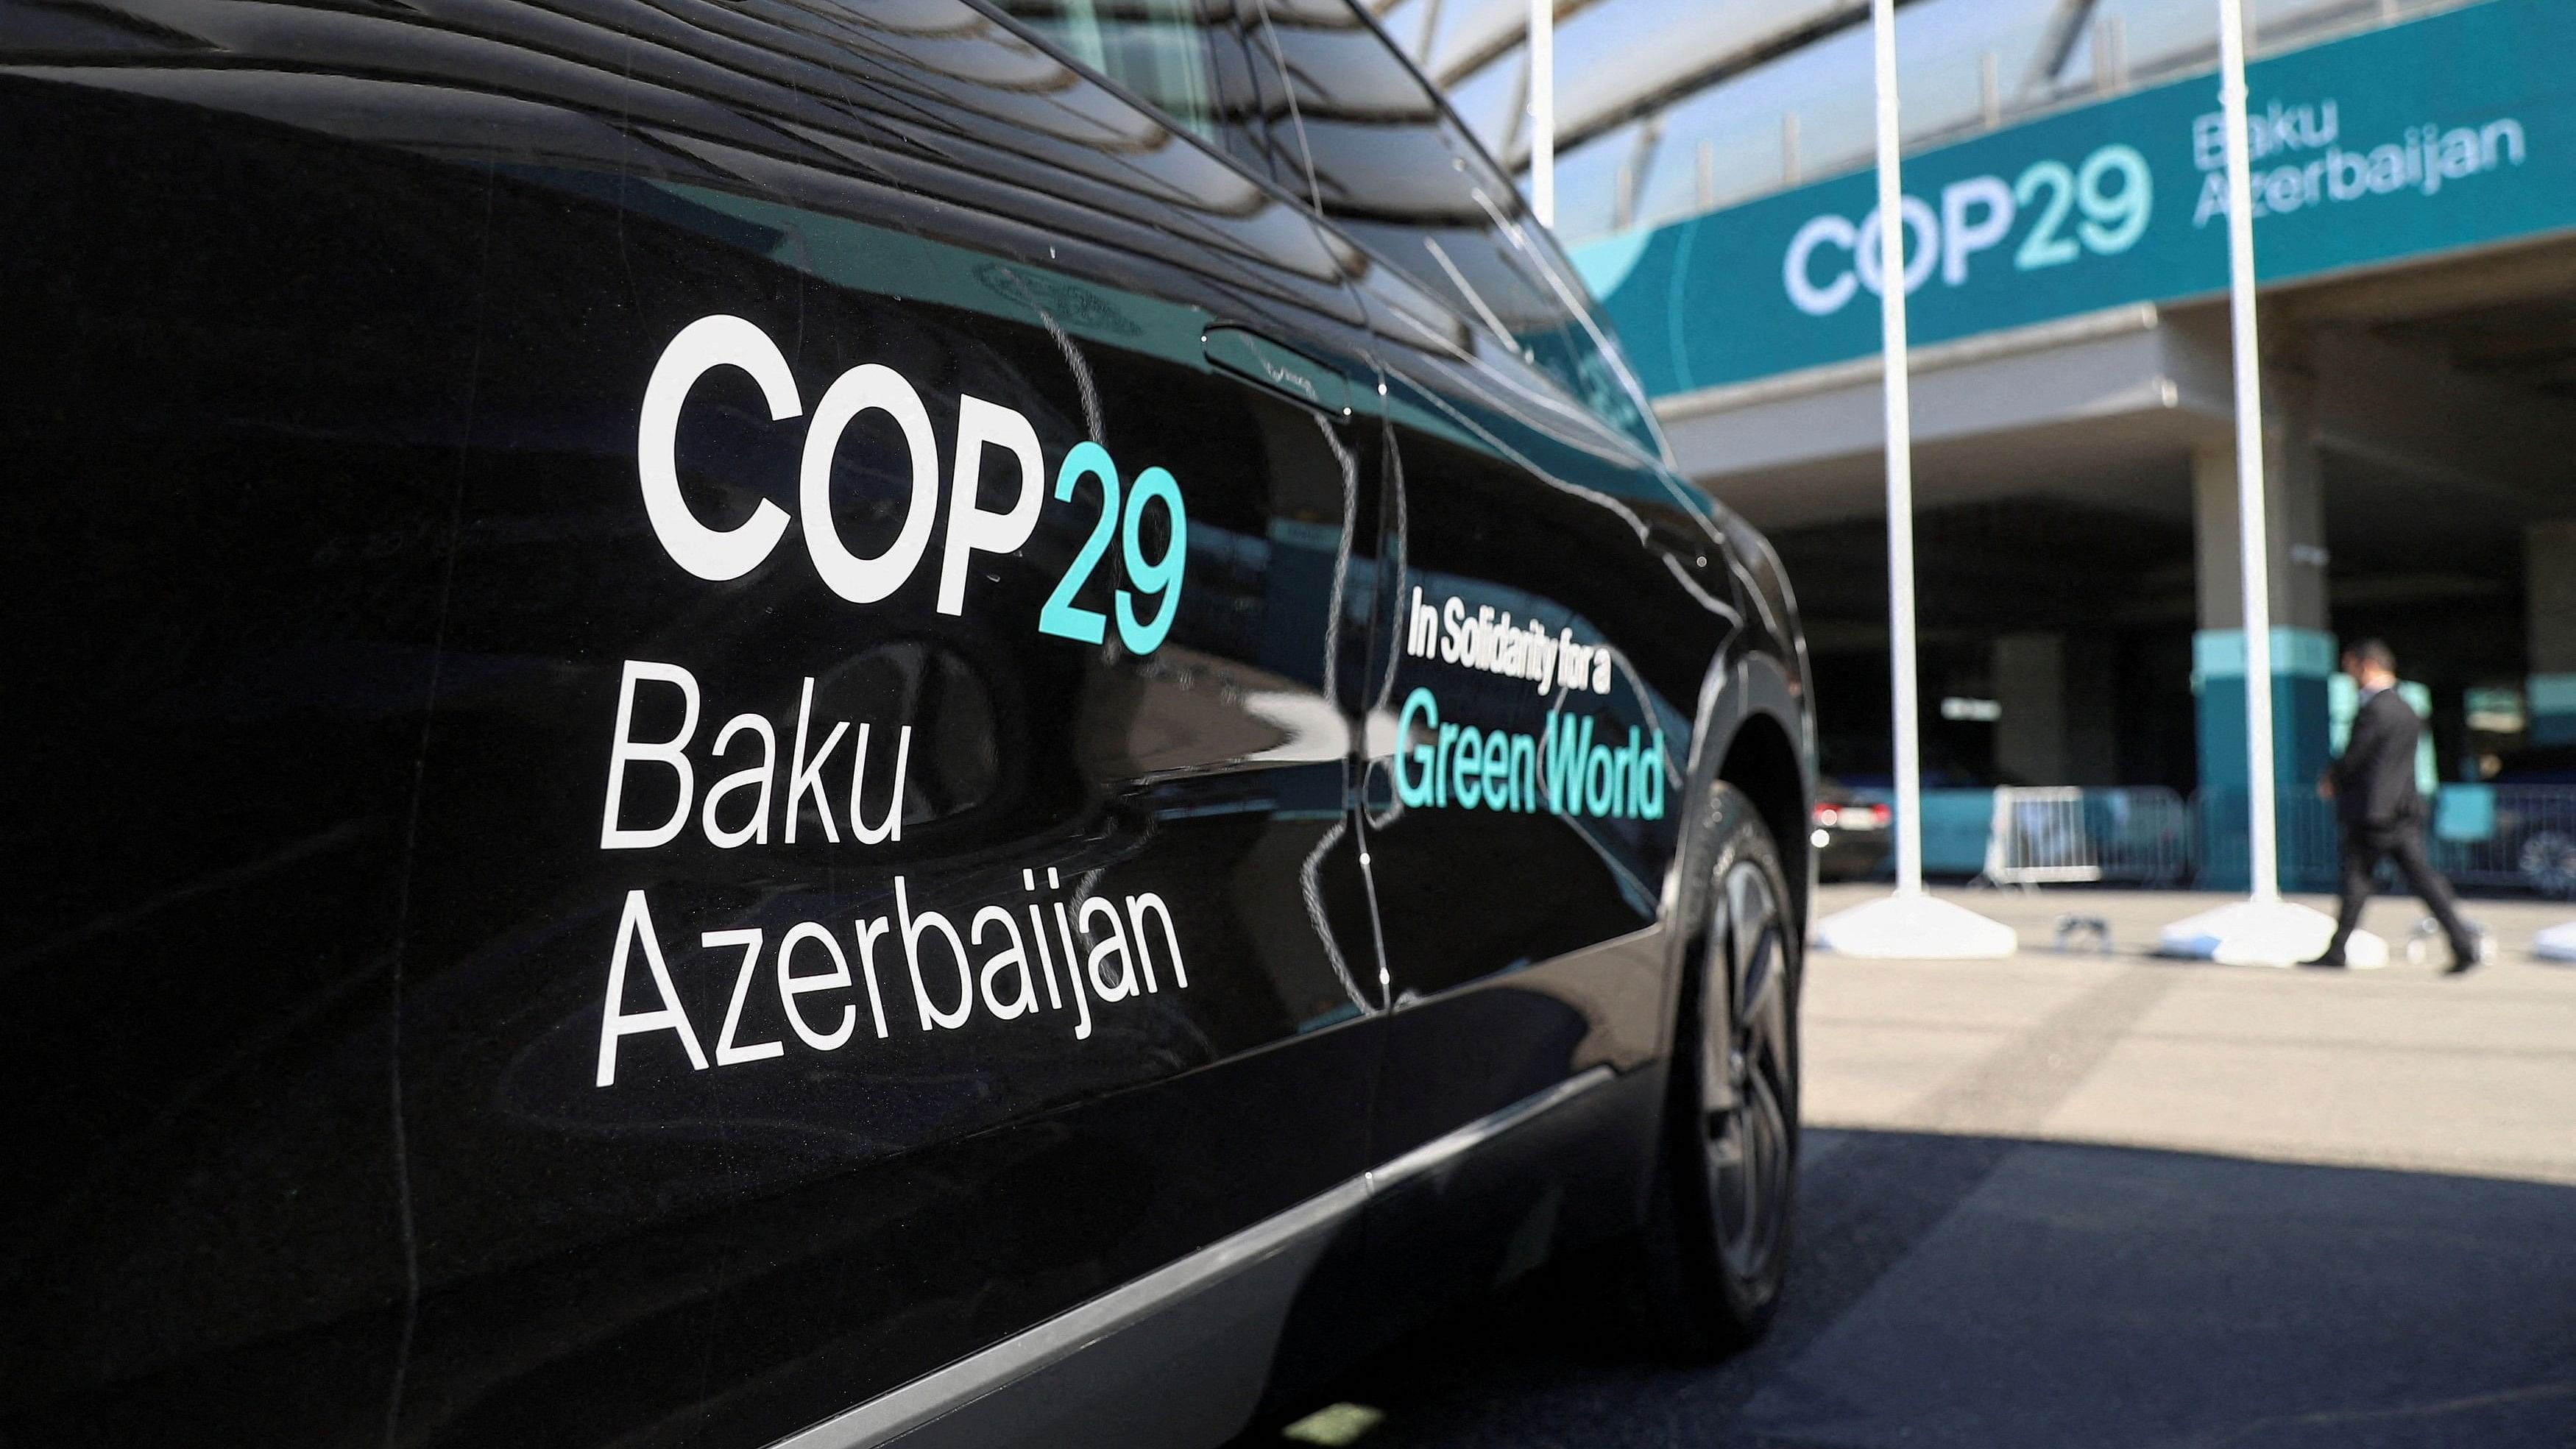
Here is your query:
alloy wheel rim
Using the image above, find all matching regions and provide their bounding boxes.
[2521,832,2576,899]
[1702,857,1793,1282]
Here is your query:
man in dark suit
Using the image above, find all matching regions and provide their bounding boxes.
[2307,640,2482,972]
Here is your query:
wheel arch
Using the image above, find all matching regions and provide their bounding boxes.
[1696,648,1815,940]
[1717,709,1811,938]
[1646,645,1814,1118]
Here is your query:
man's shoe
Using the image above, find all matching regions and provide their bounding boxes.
[2300,954,2347,969]
[2444,934,2488,975]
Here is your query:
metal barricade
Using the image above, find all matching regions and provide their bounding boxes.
[2090,787,2195,885]
[1908,783,2576,896]
[2190,784,2576,899]
[1981,786,2191,889]
[1981,787,2098,888]
[2190,788,2340,893]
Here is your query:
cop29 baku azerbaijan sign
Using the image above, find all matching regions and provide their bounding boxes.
[1575,0,2576,397]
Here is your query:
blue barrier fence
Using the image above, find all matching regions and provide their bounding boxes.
[1844,784,2576,898]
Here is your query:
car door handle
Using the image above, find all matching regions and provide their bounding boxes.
[1203,326,1354,419]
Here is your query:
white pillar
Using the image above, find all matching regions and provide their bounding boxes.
[2157,0,2382,966]
[2217,0,2280,904]
[1812,0,2017,961]
[1527,0,1554,228]
[1871,0,1922,898]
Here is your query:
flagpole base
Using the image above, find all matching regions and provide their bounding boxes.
[1814,892,2018,960]
[2156,899,2386,968]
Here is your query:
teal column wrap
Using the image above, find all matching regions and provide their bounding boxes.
[2193,628,2338,891]
[2532,673,2576,747]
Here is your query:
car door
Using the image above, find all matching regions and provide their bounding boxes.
[1253,0,1747,1310]
[0,1,1387,1445]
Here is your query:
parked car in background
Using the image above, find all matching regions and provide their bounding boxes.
[2461,746,2576,899]
[1811,776,1894,881]
[0,1,1814,1445]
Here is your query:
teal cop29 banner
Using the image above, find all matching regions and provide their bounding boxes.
[1576,0,2576,397]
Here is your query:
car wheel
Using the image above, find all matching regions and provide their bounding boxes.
[2519,829,2576,901]
[1624,783,1800,1356]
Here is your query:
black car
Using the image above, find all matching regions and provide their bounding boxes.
[1811,776,1894,882]
[0,1,1814,1444]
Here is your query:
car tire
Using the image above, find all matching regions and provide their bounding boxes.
[1621,782,1800,1358]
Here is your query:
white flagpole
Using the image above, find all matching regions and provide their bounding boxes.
[1813,0,2014,957]
[2155,1,2379,963]
[1871,0,1922,897]
[1529,0,1554,227]
[2217,0,2279,903]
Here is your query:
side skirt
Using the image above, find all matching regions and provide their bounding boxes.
[771,1066,1619,1449]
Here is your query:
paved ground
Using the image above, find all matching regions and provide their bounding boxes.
[1242,887,2576,1449]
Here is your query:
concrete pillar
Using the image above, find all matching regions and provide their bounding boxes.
[2530,520,2576,745]
[2190,369,2337,889]
[2191,372,2329,635]
[1994,633,2067,784]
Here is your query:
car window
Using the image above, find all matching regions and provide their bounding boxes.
[1256,0,1660,454]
